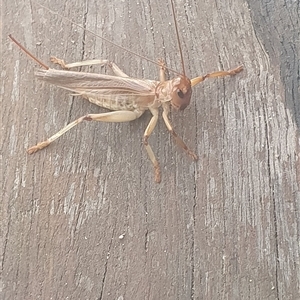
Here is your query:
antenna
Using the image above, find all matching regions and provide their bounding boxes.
[34,2,183,76]
[170,0,186,76]
[8,34,49,70]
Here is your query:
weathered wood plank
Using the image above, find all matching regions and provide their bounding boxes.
[1,0,299,299]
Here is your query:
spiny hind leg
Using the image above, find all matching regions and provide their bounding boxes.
[50,57,129,77]
[27,110,143,154]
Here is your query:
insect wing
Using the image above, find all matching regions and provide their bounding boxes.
[35,69,158,108]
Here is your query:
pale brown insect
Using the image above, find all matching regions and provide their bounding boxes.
[9,1,243,183]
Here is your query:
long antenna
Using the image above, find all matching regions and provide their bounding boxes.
[8,34,49,69]
[170,0,186,76]
[35,2,182,75]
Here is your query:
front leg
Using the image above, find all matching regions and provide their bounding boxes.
[191,65,243,87]
[162,103,198,161]
[50,57,129,77]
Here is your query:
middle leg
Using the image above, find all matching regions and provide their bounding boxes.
[162,103,198,161]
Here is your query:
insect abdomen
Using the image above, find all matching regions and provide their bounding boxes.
[86,95,141,111]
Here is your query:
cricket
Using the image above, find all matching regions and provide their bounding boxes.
[9,0,243,183]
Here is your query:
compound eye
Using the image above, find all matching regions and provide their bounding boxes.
[177,89,184,98]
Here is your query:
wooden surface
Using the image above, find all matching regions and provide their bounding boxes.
[1,0,299,299]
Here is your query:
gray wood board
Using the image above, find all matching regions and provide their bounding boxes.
[1,0,299,299]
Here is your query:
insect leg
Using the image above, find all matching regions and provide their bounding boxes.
[27,110,144,154]
[143,108,161,183]
[191,65,243,87]
[50,57,129,77]
[162,103,198,161]
[158,59,166,82]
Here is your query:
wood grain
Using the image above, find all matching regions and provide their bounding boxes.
[1,0,299,299]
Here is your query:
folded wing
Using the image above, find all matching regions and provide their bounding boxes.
[35,69,158,110]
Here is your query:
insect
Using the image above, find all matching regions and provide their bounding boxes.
[9,1,243,183]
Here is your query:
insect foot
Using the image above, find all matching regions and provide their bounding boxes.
[27,141,51,154]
